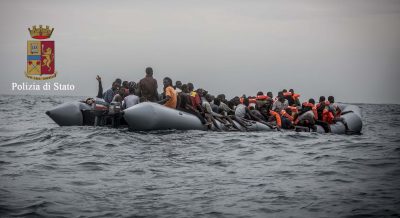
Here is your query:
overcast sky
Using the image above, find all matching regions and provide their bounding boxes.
[1,0,399,104]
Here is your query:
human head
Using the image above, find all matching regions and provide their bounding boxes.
[228,100,235,109]
[289,89,294,94]
[308,98,315,105]
[122,81,128,88]
[267,91,273,99]
[114,78,121,84]
[112,81,120,91]
[181,84,189,93]
[129,86,135,94]
[145,67,153,76]
[282,89,287,93]
[257,91,264,96]
[163,77,173,88]
[128,81,136,88]
[217,94,226,101]
[187,82,194,91]
[85,98,94,105]
[197,89,205,97]
[328,96,334,103]
[319,96,326,103]
[205,94,213,102]
[278,91,284,102]
[233,97,241,106]
[118,87,125,96]
[214,97,221,106]
[175,81,182,89]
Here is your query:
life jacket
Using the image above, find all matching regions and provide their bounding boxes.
[292,93,300,100]
[287,106,299,114]
[301,102,318,120]
[256,95,268,100]
[269,110,282,128]
[280,110,294,122]
[240,97,257,105]
[322,108,334,124]
[283,92,294,105]
[312,105,318,120]
[283,92,301,106]
[283,92,292,97]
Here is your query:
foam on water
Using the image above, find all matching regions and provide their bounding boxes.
[1,95,400,217]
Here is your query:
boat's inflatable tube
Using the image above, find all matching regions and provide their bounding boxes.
[123,102,207,131]
[46,102,91,126]
[123,103,274,131]
[46,101,362,134]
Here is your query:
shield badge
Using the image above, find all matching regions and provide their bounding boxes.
[26,25,57,80]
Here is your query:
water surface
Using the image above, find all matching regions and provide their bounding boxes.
[1,95,399,217]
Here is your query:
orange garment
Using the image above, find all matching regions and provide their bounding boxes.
[292,93,300,100]
[302,102,318,120]
[312,106,318,120]
[283,92,292,97]
[256,95,268,100]
[322,109,334,124]
[269,110,282,127]
[249,98,256,104]
[164,86,177,109]
[280,110,294,122]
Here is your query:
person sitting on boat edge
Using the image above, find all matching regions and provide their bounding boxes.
[176,84,207,125]
[123,85,140,109]
[235,98,265,122]
[121,81,130,96]
[316,96,326,121]
[187,83,202,112]
[327,96,349,131]
[215,96,235,116]
[327,96,341,118]
[138,67,159,102]
[202,93,222,129]
[255,91,273,121]
[158,77,177,109]
[112,85,126,103]
[299,98,330,133]
[96,75,120,104]
[174,80,182,93]
[272,91,288,112]
[294,99,318,132]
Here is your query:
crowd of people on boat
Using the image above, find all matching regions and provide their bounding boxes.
[85,67,347,132]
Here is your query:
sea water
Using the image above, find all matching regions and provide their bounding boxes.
[0,95,399,217]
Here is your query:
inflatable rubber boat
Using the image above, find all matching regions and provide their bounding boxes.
[46,102,362,134]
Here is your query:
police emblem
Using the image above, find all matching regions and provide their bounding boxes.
[26,25,57,80]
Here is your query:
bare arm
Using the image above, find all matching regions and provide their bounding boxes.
[96,75,103,98]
